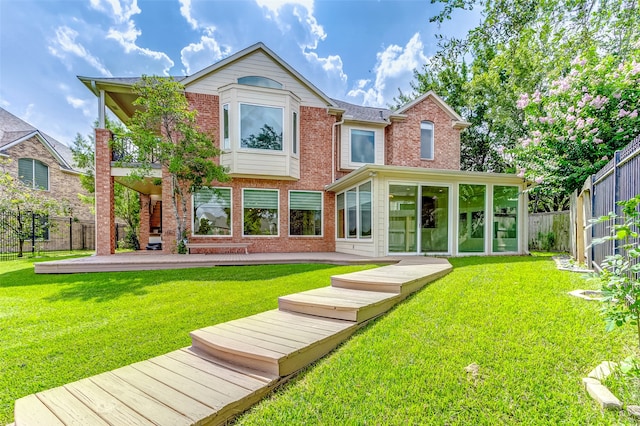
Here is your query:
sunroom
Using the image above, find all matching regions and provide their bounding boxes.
[326,165,531,257]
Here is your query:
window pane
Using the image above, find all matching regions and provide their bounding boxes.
[458,184,486,253]
[337,193,345,239]
[18,158,33,187]
[290,191,322,236]
[193,188,231,235]
[292,111,298,154]
[243,189,279,235]
[350,129,375,163]
[388,185,417,252]
[420,121,434,159]
[347,188,358,238]
[493,186,519,252]
[223,104,230,149]
[238,76,283,89]
[359,182,371,238]
[34,160,48,190]
[421,186,448,252]
[240,104,283,150]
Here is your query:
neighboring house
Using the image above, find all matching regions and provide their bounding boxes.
[80,42,532,257]
[0,107,94,250]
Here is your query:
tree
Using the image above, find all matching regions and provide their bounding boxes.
[513,51,640,199]
[403,0,640,209]
[122,76,229,252]
[242,124,283,150]
[0,158,66,257]
[71,120,141,249]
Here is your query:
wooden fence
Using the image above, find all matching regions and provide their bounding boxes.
[528,211,570,252]
[571,134,640,269]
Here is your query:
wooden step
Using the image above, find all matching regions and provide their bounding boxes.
[14,348,277,426]
[331,262,452,295]
[190,309,357,376]
[278,286,401,322]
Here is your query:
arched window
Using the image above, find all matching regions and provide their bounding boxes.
[237,76,283,89]
[420,121,434,160]
[18,158,49,190]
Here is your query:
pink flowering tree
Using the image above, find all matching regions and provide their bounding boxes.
[512,50,640,206]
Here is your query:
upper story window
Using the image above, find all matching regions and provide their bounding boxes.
[222,104,230,150]
[350,129,375,164]
[238,76,283,89]
[240,104,283,151]
[292,111,298,155]
[420,121,434,160]
[18,158,49,190]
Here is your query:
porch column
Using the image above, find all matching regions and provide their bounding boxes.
[161,167,177,253]
[139,194,151,249]
[95,128,116,255]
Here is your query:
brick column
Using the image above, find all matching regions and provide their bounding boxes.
[161,168,177,253]
[139,193,150,249]
[95,128,115,255]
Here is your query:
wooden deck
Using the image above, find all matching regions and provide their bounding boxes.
[13,257,452,425]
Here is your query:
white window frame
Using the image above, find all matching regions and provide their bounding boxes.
[335,180,373,241]
[242,188,280,237]
[18,158,49,191]
[222,104,230,150]
[420,121,434,160]
[238,103,285,152]
[288,190,323,237]
[349,128,376,166]
[191,187,233,237]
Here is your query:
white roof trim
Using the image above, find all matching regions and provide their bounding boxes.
[2,131,73,170]
[396,91,468,127]
[180,42,337,108]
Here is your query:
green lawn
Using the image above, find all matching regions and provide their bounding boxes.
[236,255,638,425]
[0,254,377,425]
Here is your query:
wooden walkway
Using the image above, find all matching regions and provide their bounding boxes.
[13,258,452,425]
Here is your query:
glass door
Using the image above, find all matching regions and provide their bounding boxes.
[388,185,417,253]
[420,186,449,253]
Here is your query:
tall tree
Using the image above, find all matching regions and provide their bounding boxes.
[404,0,639,210]
[121,76,229,252]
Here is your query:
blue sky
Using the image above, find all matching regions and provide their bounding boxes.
[0,0,480,146]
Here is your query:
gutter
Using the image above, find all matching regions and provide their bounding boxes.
[331,114,345,184]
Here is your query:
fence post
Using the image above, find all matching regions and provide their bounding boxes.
[614,150,621,255]
[69,217,73,252]
[31,211,35,255]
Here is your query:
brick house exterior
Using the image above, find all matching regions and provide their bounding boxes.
[81,43,530,257]
[0,107,93,222]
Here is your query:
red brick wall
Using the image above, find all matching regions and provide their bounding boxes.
[139,193,150,248]
[385,96,461,170]
[186,105,337,253]
[95,128,115,255]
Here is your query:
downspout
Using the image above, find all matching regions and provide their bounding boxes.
[331,115,344,183]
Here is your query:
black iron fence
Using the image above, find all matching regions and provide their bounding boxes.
[111,134,159,163]
[1,210,129,261]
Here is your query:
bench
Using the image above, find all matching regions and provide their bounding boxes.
[186,242,250,255]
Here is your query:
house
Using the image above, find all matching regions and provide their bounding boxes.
[79,42,531,257]
[0,107,94,250]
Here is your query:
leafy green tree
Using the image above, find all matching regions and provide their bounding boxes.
[513,51,640,199]
[122,76,229,252]
[0,158,66,256]
[403,0,639,210]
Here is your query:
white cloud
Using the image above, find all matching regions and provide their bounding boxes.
[178,0,199,29]
[48,26,113,77]
[180,34,231,74]
[66,95,93,118]
[303,50,347,84]
[106,21,175,75]
[89,0,141,23]
[347,33,428,107]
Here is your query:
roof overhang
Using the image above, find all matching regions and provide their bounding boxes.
[78,76,145,124]
[1,130,73,170]
[325,164,531,193]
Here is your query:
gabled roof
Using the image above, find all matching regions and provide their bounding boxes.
[0,107,77,171]
[181,42,336,108]
[331,99,400,124]
[396,91,471,129]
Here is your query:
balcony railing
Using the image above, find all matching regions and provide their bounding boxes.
[111,135,159,164]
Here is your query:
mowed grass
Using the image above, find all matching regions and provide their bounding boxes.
[237,256,638,425]
[0,254,377,425]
